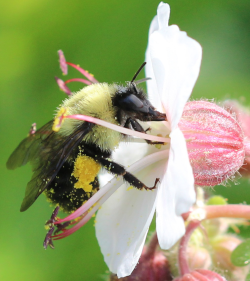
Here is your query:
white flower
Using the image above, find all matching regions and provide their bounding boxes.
[95,2,202,278]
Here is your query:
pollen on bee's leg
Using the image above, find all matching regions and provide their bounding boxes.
[72,155,101,193]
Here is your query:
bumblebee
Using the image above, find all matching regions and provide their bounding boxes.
[7,63,166,213]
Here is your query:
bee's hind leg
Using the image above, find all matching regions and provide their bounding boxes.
[43,206,71,249]
[97,157,159,190]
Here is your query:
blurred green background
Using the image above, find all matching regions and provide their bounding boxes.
[1,0,250,280]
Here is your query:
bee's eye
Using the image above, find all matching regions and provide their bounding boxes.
[118,94,150,113]
[121,94,143,109]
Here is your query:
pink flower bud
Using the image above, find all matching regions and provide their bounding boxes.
[179,101,245,186]
[187,246,212,271]
[110,248,172,281]
[223,100,250,177]
[174,269,227,281]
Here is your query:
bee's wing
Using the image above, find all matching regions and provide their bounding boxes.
[7,120,94,212]
[7,121,54,170]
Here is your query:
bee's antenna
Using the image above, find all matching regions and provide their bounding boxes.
[131,62,147,83]
[134,77,152,85]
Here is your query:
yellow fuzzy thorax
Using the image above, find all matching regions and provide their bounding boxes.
[72,155,101,192]
[55,83,121,150]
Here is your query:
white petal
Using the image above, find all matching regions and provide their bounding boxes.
[95,184,157,278]
[156,2,170,30]
[145,48,163,113]
[98,170,114,187]
[145,3,170,112]
[147,13,202,130]
[148,3,170,36]
[156,128,195,249]
[169,128,195,215]
[112,141,149,167]
[156,182,186,249]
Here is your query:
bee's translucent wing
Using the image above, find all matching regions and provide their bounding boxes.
[7,121,54,170]
[7,121,94,212]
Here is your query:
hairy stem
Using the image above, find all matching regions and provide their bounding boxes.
[178,220,200,276]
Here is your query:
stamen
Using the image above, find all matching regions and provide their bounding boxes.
[53,191,113,239]
[65,78,92,86]
[55,77,71,95]
[58,50,68,75]
[53,108,68,132]
[66,62,99,84]
[65,114,170,143]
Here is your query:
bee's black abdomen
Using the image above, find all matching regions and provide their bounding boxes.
[45,160,99,213]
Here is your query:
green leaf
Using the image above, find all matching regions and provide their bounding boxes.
[246,273,250,281]
[231,238,250,267]
[206,195,227,205]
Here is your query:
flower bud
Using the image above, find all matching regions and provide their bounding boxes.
[187,246,212,271]
[179,101,245,186]
[223,100,250,177]
[174,269,227,281]
[109,248,172,281]
[211,235,249,281]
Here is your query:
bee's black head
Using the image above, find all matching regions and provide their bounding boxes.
[112,62,166,126]
[112,82,166,125]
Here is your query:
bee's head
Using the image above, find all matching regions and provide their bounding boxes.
[112,62,166,126]
[112,83,166,124]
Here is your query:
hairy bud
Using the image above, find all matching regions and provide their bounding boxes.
[187,246,212,271]
[223,100,250,177]
[179,101,245,186]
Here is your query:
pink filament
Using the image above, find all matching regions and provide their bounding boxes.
[65,114,170,143]
[66,62,99,84]
[65,78,92,85]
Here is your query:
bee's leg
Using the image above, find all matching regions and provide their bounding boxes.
[126,118,164,145]
[43,206,71,249]
[43,227,55,249]
[43,206,60,249]
[97,157,160,190]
